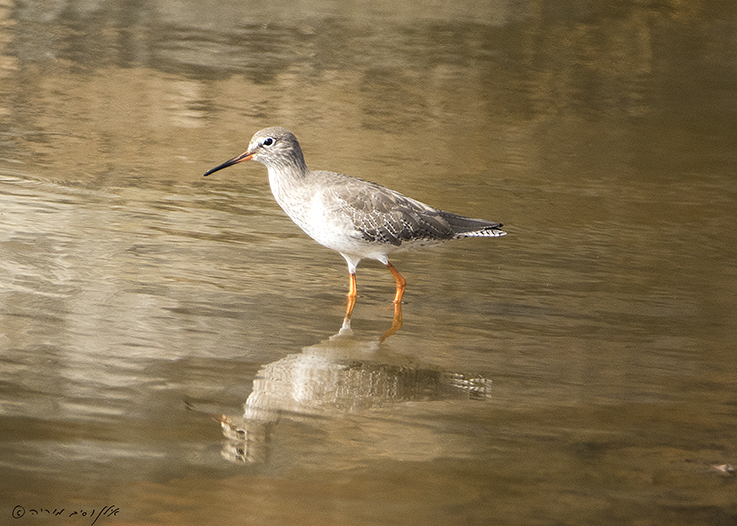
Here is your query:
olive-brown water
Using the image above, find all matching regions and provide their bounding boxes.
[1,1,736,525]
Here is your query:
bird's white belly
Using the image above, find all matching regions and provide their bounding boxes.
[296,194,362,250]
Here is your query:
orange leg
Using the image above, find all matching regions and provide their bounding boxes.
[385,262,406,304]
[347,272,357,298]
[380,301,403,342]
[346,272,357,319]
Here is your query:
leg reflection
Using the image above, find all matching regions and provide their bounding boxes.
[214,298,492,465]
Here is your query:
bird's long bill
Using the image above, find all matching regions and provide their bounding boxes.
[203,150,254,176]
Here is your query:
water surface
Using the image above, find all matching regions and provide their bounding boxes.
[1,1,736,525]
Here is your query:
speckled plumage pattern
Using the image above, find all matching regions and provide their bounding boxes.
[204,126,506,305]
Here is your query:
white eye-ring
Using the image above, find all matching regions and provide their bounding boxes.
[262,137,275,147]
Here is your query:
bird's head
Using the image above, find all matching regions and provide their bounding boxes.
[203,126,306,176]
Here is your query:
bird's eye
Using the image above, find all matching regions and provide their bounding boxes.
[262,137,275,147]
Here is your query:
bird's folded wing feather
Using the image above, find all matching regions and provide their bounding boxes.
[323,175,457,246]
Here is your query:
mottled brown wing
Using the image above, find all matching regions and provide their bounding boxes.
[324,173,487,246]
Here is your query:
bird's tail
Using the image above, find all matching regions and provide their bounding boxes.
[439,211,507,238]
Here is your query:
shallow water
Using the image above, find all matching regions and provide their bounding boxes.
[1,1,736,525]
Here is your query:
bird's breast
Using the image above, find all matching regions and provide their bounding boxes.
[268,178,348,247]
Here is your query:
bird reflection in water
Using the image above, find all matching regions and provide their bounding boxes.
[214,307,492,464]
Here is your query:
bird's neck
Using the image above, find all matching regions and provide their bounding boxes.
[266,159,312,209]
[267,161,308,188]
[261,145,312,210]
[265,147,308,178]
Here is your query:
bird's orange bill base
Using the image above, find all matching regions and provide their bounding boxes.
[385,262,407,304]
